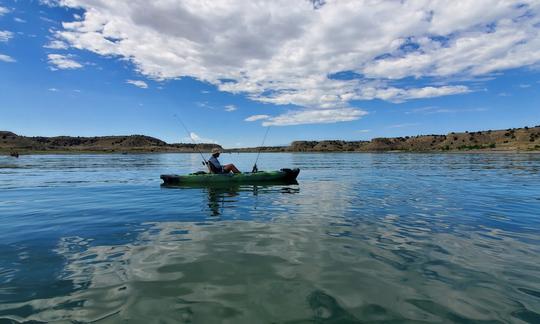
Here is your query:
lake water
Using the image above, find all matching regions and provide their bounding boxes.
[1,153,539,323]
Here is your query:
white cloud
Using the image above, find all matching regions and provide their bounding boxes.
[355,85,470,103]
[196,101,214,109]
[0,53,15,63]
[48,88,59,92]
[39,0,58,6]
[40,16,56,24]
[245,115,270,122]
[519,84,531,88]
[262,108,367,126]
[183,132,217,144]
[126,79,148,89]
[14,17,26,23]
[406,106,488,115]
[0,6,9,16]
[44,40,69,49]
[47,1,540,124]
[357,129,371,133]
[47,54,83,70]
[386,123,421,129]
[224,104,237,112]
[0,30,13,42]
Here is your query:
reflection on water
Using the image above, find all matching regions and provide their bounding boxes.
[0,153,540,323]
[162,182,300,217]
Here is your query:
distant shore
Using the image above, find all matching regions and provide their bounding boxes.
[3,149,540,156]
[2,126,540,155]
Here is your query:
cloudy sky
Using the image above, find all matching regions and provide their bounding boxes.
[1,0,539,147]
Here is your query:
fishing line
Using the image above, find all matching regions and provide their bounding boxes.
[252,126,270,172]
[173,114,208,164]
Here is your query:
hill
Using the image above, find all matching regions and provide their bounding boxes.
[0,132,221,153]
[2,126,540,154]
[231,126,540,152]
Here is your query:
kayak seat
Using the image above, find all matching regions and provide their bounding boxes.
[206,161,224,174]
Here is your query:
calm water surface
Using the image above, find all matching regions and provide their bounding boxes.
[1,153,539,323]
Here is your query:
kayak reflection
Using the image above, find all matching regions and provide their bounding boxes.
[162,180,299,216]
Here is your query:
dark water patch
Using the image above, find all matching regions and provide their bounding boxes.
[518,287,540,299]
[407,299,503,323]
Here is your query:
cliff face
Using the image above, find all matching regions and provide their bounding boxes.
[359,127,540,151]
[0,132,221,153]
[289,140,369,152]
[233,126,540,152]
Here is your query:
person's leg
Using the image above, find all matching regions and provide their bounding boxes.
[224,164,241,173]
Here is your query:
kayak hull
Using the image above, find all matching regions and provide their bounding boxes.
[161,168,300,185]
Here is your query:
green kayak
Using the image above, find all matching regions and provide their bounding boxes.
[161,168,300,185]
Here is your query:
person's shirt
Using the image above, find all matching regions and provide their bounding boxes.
[208,155,224,173]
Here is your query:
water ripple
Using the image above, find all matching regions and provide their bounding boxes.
[0,153,539,322]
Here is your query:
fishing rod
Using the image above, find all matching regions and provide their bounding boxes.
[173,114,208,165]
[251,126,270,173]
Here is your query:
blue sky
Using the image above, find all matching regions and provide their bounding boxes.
[1,0,539,148]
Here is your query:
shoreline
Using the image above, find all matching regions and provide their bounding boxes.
[3,126,540,155]
[2,149,540,156]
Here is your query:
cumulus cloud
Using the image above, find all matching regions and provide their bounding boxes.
[47,54,83,70]
[224,105,237,112]
[262,108,367,126]
[126,79,148,89]
[0,30,13,42]
[45,1,540,124]
[183,132,217,144]
[245,115,270,122]
[370,85,471,103]
[0,53,15,63]
[0,6,9,16]
[44,40,69,49]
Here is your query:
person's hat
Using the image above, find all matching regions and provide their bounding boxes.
[211,147,221,154]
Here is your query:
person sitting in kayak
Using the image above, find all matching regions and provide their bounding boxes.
[208,148,241,174]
